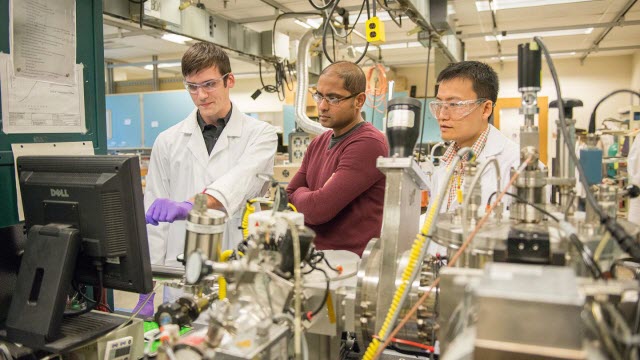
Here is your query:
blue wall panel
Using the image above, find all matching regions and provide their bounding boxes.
[283,105,296,146]
[143,91,194,147]
[106,94,142,148]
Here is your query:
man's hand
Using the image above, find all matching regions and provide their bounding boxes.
[145,199,193,225]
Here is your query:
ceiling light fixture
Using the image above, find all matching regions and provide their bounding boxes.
[349,11,391,24]
[476,0,590,12]
[485,27,593,41]
[305,18,323,29]
[161,33,193,44]
[294,19,313,29]
[143,62,181,70]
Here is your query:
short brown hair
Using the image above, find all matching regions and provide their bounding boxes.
[181,42,232,85]
[320,61,366,95]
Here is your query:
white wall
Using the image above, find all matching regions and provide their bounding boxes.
[393,55,635,161]
[230,75,285,113]
[394,65,437,98]
[496,55,633,162]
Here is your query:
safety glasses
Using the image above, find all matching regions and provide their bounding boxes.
[428,98,489,120]
[184,73,230,94]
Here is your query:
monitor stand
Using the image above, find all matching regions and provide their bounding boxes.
[3,224,126,352]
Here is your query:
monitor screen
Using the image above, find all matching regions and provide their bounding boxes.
[5,155,153,349]
[17,155,153,293]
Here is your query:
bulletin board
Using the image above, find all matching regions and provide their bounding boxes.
[0,0,108,227]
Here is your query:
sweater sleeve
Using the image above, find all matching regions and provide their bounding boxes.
[289,136,387,225]
[286,142,311,198]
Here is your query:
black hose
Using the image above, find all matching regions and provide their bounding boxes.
[534,36,640,262]
[588,89,640,133]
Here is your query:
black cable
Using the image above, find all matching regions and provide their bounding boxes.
[322,255,340,273]
[486,190,603,278]
[272,12,322,58]
[331,0,367,39]
[486,191,560,222]
[416,34,432,162]
[588,89,640,133]
[284,59,295,91]
[308,267,330,319]
[258,61,278,93]
[322,0,370,64]
[534,36,640,261]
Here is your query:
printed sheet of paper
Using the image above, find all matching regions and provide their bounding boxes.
[0,53,86,134]
[10,0,76,85]
[12,142,94,221]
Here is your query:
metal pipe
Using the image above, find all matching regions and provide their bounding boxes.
[429,141,446,163]
[461,157,501,258]
[580,0,638,62]
[295,30,329,135]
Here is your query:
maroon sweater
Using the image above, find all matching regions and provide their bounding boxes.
[286,122,388,256]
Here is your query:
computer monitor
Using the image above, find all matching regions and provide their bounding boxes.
[4,155,152,351]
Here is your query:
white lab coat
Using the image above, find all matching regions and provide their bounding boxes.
[628,136,640,224]
[144,103,278,266]
[428,124,521,213]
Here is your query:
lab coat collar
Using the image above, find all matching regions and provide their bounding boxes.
[179,102,240,136]
[477,124,506,161]
[181,102,243,167]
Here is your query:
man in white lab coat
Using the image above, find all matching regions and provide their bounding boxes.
[144,42,278,267]
[428,61,520,213]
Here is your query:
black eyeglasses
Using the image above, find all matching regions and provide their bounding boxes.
[310,90,359,105]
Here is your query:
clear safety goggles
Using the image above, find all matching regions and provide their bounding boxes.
[428,98,490,119]
[184,73,230,94]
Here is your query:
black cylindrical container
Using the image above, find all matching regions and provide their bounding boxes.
[386,97,422,157]
[518,43,541,91]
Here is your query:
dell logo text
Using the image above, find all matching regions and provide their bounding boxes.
[50,188,70,198]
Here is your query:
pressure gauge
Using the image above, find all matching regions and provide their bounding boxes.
[185,250,210,284]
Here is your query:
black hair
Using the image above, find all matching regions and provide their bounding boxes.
[436,61,499,103]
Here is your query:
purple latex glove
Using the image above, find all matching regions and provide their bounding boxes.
[132,292,155,318]
[145,198,193,225]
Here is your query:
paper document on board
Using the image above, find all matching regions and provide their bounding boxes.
[10,0,76,85]
[0,53,87,134]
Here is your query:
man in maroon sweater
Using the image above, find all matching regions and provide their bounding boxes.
[286,62,389,257]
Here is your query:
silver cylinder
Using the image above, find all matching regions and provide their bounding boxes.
[586,184,618,224]
[184,194,226,262]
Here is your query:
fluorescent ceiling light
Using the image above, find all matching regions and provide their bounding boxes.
[349,11,391,24]
[143,62,181,70]
[306,18,322,29]
[161,33,193,44]
[294,19,313,29]
[355,42,424,53]
[485,27,593,41]
[476,0,590,12]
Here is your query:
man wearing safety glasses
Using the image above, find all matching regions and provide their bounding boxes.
[287,62,389,257]
[428,61,519,213]
[144,42,278,267]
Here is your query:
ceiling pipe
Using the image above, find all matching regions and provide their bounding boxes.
[295,30,329,135]
[580,0,638,63]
